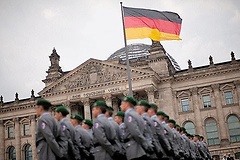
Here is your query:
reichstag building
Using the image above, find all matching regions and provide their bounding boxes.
[0,41,240,160]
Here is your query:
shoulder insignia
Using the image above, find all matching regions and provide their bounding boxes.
[154,121,157,127]
[128,116,132,122]
[41,122,46,129]
[95,122,99,128]
[62,125,66,131]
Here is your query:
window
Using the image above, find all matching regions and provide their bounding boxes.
[23,124,30,136]
[235,152,240,159]
[181,98,189,111]
[224,91,234,104]
[8,126,14,138]
[184,121,196,135]
[24,144,32,160]
[202,95,211,108]
[7,146,16,160]
[227,115,240,142]
[205,118,220,145]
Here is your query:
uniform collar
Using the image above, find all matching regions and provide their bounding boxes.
[97,114,104,118]
[108,117,113,120]
[125,108,133,115]
[40,112,50,118]
[60,117,67,123]
[151,115,157,119]
[142,112,148,117]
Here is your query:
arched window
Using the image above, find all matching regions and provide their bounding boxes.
[184,121,196,135]
[227,115,240,142]
[24,144,32,160]
[7,146,16,160]
[205,118,220,145]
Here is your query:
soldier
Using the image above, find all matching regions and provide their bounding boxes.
[156,111,166,124]
[120,96,153,160]
[199,136,212,160]
[114,111,125,143]
[135,100,161,160]
[71,114,94,160]
[105,106,126,159]
[82,119,93,135]
[193,135,205,160]
[167,119,185,159]
[35,99,67,160]
[180,127,195,160]
[91,100,119,160]
[55,106,80,160]
[147,103,173,160]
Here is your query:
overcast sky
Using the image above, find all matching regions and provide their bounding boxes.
[0,0,240,102]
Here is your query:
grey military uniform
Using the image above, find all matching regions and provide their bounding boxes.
[181,134,192,159]
[150,115,172,158]
[60,118,80,160]
[36,112,67,160]
[124,108,152,160]
[75,125,94,159]
[93,114,116,160]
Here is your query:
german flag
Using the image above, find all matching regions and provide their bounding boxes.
[123,6,182,41]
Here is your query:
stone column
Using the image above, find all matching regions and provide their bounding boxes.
[103,94,112,106]
[212,84,228,142]
[234,80,240,105]
[145,87,155,103]
[0,120,5,159]
[191,87,203,135]
[30,115,37,160]
[81,98,91,119]
[112,97,119,114]
[14,118,21,160]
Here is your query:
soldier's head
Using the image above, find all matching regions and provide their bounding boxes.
[35,99,52,117]
[70,114,83,126]
[92,101,107,118]
[55,106,69,121]
[175,124,180,132]
[164,114,169,123]
[199,135,204,141]
[105,106,114,118]
[180,127,187,135]
[193,134,200,142]
[147,103,158,117]
[120,96,137,112]
[114,111,125,125]
[167,119,176,128]
[135,100,151,115]
[82,119,93,130]
[156,111,166,122]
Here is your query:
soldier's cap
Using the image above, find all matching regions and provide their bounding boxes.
[137,100,151,108]
[36,99,52,110]
[164,114,169,119]
[121,96,137,106]
[194,134,200,138]
[55,106,69,116]
[93,100,107,108]
[83,119,93,127]
[70,114,83,122]
[175,124,180,128]
[199,135,204,139]
[180,127,186,132]
[156,111,166,116]
[115,111,125,117]
[149,103,158,110]
[107,106,114,111]
[168,119,176,125]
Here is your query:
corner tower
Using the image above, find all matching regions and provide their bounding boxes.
[42,48,63,87]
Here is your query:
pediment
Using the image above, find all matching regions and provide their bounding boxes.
[176,90,191,98]
[220,83,235,91]
[39,58,154,95]
[198,87,212,94]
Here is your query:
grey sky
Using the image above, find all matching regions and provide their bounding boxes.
[0,0,240,101]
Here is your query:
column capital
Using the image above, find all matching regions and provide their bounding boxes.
[123,90,129,96]
[80,98,90,106]
[0,119,4,125]
[103,94,112,102]
[13,117,20,122]
[234,80,240,87]
[211,84,220,90]
[145,86,156,95]
[62,100,71,107]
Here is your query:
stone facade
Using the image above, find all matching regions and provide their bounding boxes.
[0,42,240,160]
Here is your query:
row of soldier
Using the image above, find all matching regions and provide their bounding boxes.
[35,96,212,160]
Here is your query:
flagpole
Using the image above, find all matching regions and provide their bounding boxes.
[120,2,133,96]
